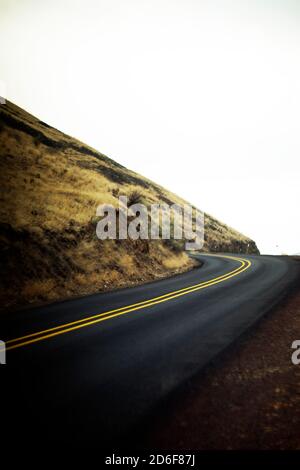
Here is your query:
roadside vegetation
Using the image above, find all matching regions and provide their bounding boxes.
[0,101,259,311]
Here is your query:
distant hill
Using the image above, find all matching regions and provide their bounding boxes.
[0,101,259,311]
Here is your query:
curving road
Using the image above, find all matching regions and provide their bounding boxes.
[1,253,299,446]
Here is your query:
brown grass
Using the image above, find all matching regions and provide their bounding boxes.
[0,100,259,312]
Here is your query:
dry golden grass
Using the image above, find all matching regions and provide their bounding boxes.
[21,279,56,300]
[0,100,259,311]
[162,253,191,270]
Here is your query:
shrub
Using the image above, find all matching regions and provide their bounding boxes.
[128,190,144,206]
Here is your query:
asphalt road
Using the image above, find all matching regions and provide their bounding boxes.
[1,253,299,447]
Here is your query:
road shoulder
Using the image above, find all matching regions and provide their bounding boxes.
[138,264,300,449]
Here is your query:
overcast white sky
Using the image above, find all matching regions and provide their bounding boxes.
[0,0,299,254]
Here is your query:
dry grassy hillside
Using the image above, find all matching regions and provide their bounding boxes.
[0,101,259,312]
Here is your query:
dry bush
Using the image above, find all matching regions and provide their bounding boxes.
[128,190,144,206]
[22,279,56,301]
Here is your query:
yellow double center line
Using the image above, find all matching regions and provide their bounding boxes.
[3,254,251,351]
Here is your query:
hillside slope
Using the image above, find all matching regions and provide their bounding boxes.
[0,101,259,311]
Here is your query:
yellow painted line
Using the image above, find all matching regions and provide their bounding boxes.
[3,254,251,351]
[5,256,247,346]
[5,256,246,346]
[6,255,246,345]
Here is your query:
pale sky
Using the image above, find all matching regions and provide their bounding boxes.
[0,0,299,254]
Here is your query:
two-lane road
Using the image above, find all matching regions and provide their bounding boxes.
[2,253,299,446]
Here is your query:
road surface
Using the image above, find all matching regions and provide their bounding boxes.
[1,253,299,446]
